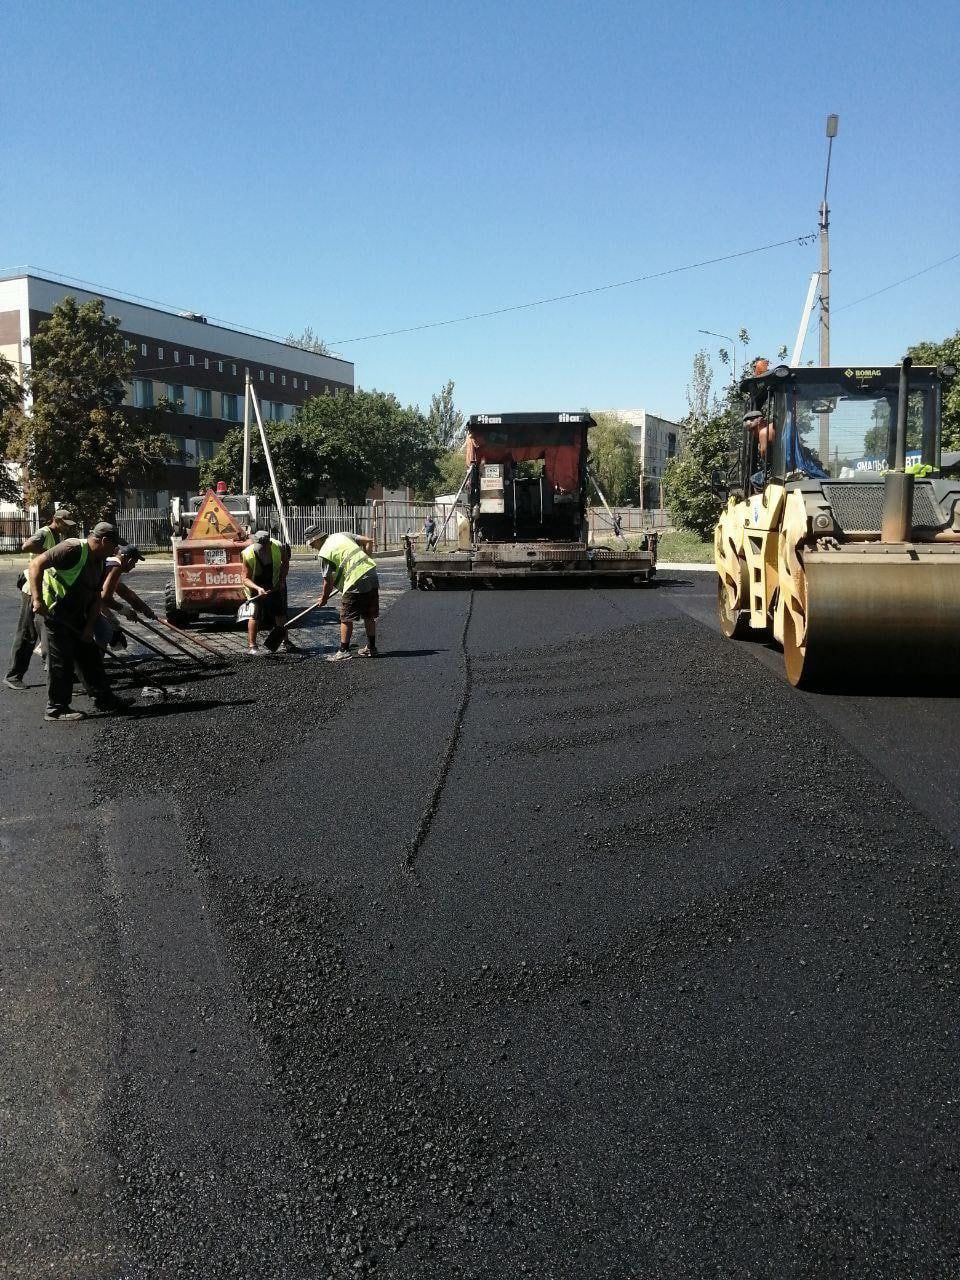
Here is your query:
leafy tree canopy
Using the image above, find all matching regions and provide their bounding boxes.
[0,355,25,503]
[427,379,465,450]
[285,326,330,355]
[202,388,440,505]
[664,350,741,538]
[8,296,174,524]
[587,413,641,506]
[908,330,960,452]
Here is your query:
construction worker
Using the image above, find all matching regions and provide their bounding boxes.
[97,545,157,649]
[27,521,128,721]
[4,507,77,691]
[240,530,292,655]
[315,531,379,661]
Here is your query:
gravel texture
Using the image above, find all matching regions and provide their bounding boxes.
[3,575,960,1277]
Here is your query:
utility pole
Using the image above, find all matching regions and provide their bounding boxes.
[242,368,252,493]
[819,113,839,462]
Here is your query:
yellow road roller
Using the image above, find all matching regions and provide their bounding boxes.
[714,357,960,687]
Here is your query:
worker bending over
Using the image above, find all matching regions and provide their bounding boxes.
[96,544,157,649]
[316,531,379,661]
[28,521,128,721]
[240,530,292,655]
[4,507,77,691]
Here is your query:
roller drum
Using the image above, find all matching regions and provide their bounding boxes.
[784,547,960,688]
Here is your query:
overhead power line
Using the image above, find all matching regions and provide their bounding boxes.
[835,249,960,313]
[330,233,817,344]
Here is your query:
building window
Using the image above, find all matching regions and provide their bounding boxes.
[189,353,195,367]
[269,371,275,384]
[667,432,677,457]
[141,342,148,357]
[293,377,298,389]
[259,369,264,381]
[304,380,309,391]
[195,438,216,462]
[218,361,223,373]
[195,388,212,417]
[158,346,164,361]
[281,375,286,386]
[174,351,180,364]
[231,363,237,376]
[133,379,154,409]
[166,384,185,412]
[265,401,285,422]
[221,392,239,422]
[204,357,209,370]
[124,340,133,352]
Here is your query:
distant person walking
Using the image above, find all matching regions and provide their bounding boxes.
[423,514,437,548]
[315,531,380,661]
[4,507,77,691]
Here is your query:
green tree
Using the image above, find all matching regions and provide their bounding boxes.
[9,297,174,524]
[587,413,641,505]
[908,330,960,452]
[427,379,465,449]
[299,389,438,502]
[414,445,470,501]
[199,416,331,504]
[664,353,741,538]
[285,326,330,356]
[0,354,25,503]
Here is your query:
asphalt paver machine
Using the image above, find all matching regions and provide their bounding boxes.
[715,357,960,687]
[405,411,656,587]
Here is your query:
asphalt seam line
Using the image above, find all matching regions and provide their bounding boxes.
[405,590,475,872]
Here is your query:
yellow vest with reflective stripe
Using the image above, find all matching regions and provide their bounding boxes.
[320,533,376,593]
[21,526,59,595]
[41,542,90,610]
[242,541,282,598]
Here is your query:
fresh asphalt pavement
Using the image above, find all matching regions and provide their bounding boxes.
[2,559,959,1278]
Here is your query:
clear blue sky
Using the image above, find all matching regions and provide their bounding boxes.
[3,0,957,422]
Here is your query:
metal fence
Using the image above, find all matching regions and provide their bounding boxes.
[0,500,671,554]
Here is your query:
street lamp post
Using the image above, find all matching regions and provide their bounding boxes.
[697,328,737,383]
[819,113,839,462]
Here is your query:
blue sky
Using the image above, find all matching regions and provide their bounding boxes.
[3,0,957,422]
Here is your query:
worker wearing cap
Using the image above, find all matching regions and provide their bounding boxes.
[28,522,128,722]
[96,545,157,650]
[315,531,379,661]
[4,507,77,691]
[240,530,291,655]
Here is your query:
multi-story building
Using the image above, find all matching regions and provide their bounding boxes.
[600,408,680,508]
[0,270,354,505]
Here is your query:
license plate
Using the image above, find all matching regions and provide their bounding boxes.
[204,549,227,565]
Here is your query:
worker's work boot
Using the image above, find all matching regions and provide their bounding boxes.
[45,706,86,722]
[357,644,378,659]
[247,645,263,657]
[326,647,352,663]
[281,636,300,653]
[3,674,26,691]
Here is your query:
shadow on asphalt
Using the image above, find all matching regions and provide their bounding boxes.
[121,697,256,718]
[379,648,448,659]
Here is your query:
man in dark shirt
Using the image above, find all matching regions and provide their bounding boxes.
[4,507,77,690]
[28,522,127,722]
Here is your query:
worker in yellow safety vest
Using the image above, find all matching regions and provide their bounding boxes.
[315,530,380,661]
[4,507,77,691]
[240,530,292,655]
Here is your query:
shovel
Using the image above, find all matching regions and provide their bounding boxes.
[263,589,338,652]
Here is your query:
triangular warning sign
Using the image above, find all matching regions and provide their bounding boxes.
[187,490,243,540]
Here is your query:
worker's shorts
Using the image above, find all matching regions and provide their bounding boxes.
[251,587,287,626]
[341,586,379,624]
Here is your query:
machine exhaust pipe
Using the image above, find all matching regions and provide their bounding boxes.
[881,355,914,544]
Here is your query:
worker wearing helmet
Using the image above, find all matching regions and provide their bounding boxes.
[4,507,77,691]
[315,530,379,661]
[241,530,292,655]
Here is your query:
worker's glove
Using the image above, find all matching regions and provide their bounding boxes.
[123,605,140,622]
[141,605,157,621]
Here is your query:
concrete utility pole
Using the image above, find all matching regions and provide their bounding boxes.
[242,369,252,494]
[819,113,839,462]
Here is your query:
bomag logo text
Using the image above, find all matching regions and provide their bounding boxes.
[851,368,882,378]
